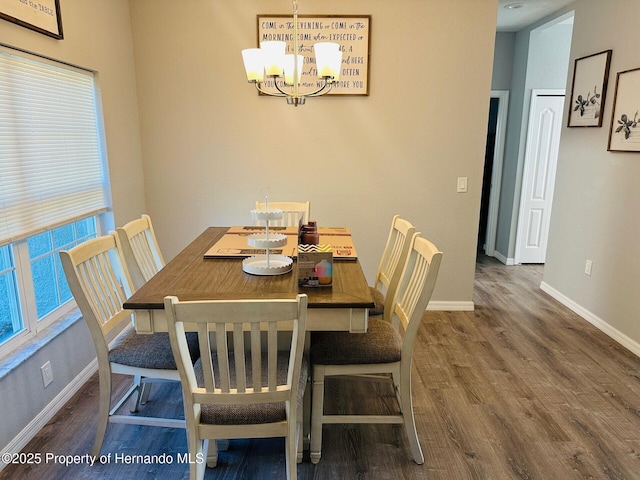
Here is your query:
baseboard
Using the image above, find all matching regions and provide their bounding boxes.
[427,301,475,312]
[540,281,640,358]
[0,359,97,471]
[492,251,515,265]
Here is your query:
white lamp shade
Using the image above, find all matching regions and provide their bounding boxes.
[241,48,264,82]
[260,41,286,76]
[284,54,304,85]
[314,42,342,80]
[328,49,343,82]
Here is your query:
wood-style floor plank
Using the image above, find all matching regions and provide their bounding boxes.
[2,256,640,479]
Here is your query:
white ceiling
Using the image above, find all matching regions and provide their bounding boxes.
[497,0,574,32]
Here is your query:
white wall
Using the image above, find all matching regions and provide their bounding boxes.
[129,0,499,307]
[543,0,640,353]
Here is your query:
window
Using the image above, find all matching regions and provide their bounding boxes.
[0,47,110,355]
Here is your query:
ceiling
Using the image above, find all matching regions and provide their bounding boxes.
[496,0,574,32]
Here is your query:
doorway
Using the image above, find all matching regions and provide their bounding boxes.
[478,91,509,257]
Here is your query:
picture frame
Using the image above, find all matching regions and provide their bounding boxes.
[0,0,63,40]
[608,67,640,152]
[567,50,612,127]
[257,15,370,96]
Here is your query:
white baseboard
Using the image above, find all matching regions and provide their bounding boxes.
[540,281,640,358]
[427,300,475,311]
[0,359,97,471]
[493,251,515,266]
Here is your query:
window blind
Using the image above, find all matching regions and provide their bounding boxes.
[0,49,109,246]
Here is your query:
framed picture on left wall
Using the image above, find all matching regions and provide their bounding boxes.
[0,0,63,40]
[608,67,640,152]
[567,50,612,127]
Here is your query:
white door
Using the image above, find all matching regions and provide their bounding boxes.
[516,90,564,264]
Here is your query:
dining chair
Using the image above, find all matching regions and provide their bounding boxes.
[254,201,310,227]
[60,233,199,458]
[309,234,442,465]
[368,215,416,320]
[116,214,165,290]
[164,294,309,480]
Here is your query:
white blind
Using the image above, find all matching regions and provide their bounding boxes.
[0,49,109,246]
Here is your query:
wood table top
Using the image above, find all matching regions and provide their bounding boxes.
[124,227,374,310]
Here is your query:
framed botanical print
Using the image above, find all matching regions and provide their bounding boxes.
[608,67,640,152]
[567,50,612,127]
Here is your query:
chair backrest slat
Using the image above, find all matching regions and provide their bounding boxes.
[374,216,417,322]
[60,233,135,346]
[215,322,231,392]
[250,323,263,392]
[233,324,247,392]
[390,235,442,348]
[267,322,278,390]
[130,232,157,281]
[116,215,165,290]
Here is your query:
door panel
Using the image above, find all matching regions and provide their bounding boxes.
[516,92,564,264]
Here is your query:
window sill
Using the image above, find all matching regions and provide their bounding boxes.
[0,309,83,381]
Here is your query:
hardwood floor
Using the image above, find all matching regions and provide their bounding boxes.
[3,256,640,479]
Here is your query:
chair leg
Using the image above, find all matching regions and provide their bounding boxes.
[191,437,208,480]
[206,438,218,468]
[131,376,144,412]
[139,381,152,405]
[92,367,112,458]
[285,415,297,480]
[399,373,424,464]
[310,365,325,464]
[296,419,303,463]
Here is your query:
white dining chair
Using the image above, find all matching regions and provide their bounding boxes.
[309,234,442,465]
[60,233,199,457]
[116,214,165,290]
[164,294,308,480]
[369,215,416,320]
[254,201,310,227]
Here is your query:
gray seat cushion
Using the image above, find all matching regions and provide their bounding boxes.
[109,327,199,369]
[310,318,402,365]
[368,286,385,316]
[194,352,308,425]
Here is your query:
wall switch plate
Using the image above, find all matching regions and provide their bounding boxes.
[585,260,593,276]
[41,361,53,387]
[457,177,468,193]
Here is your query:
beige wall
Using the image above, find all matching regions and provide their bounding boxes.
[543,0,640,352]
[0,0,146,227]
[129,0,498,307]
[0,0,145,453]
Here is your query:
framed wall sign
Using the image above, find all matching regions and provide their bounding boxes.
[257,15,370,96]
[608,67,640,152]
[567,50,612,127]
[0,0,63,40]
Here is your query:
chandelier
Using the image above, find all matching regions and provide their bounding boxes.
[241,0,343,106]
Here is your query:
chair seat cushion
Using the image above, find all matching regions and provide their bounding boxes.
[195,352,308,426]
[310,318,402,366]
[368,286,385,316]
[109,327,199,370]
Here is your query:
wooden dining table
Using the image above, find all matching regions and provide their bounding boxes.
[124,227,374,334]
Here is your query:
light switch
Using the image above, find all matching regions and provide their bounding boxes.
[457,177,468,193]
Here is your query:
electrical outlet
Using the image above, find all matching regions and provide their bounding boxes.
[585,260,593,276]
[41,361,53,387]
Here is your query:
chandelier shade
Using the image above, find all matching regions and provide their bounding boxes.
[241,0,343,106]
